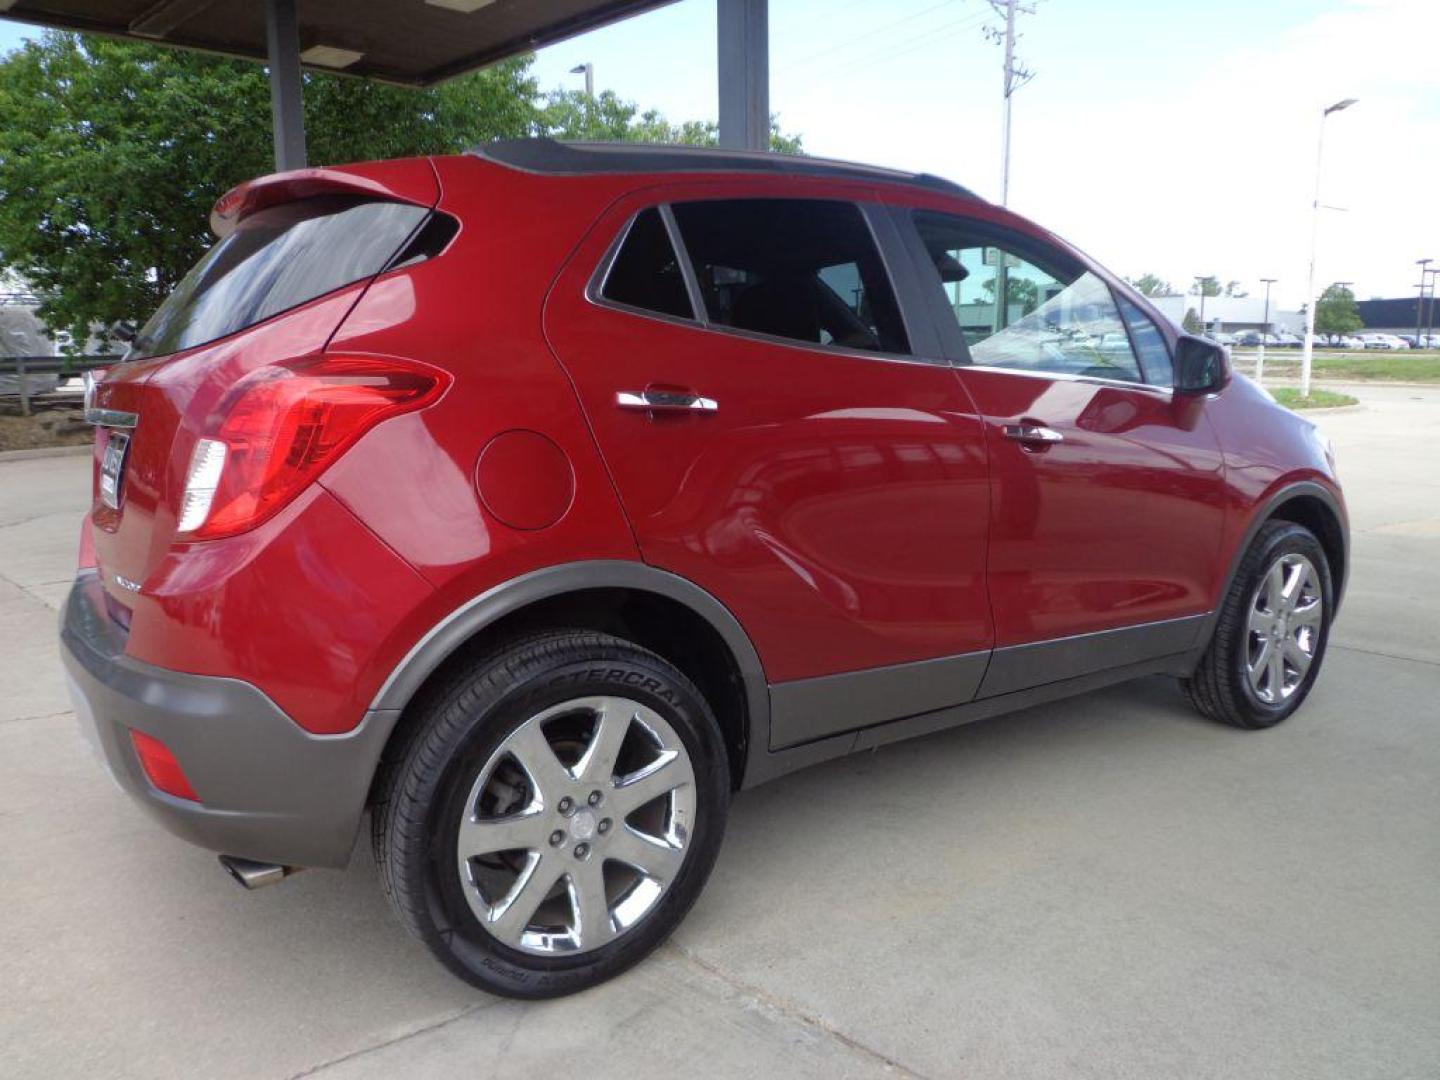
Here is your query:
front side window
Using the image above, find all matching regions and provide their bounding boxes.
[913,211,1143,383]
[599,207,694,320]
[1117,297,1174,386]
[671,199,909,355]
[131,196,431,360]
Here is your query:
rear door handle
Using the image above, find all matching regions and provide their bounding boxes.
[1002,422,1063,444]
[616,389,718,413]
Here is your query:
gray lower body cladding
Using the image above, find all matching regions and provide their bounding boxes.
[59,571,395,868]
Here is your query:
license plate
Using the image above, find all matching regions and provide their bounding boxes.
[100,431,130,510]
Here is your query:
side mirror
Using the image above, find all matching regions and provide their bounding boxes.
[1173,333,1228,394]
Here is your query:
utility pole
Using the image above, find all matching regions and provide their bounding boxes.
[1194,276,1209,333]
[986,0,1037,206]
[1257,277,1277,381]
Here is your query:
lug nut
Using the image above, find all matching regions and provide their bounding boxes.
[557,796,574,815]
[574,842,590,859]
[597,818,611,835]
[549,830,565,847]
[587,790,603,807]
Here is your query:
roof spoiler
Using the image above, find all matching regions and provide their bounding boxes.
[209,159,440,239]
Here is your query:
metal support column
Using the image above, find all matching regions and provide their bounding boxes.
[717,0,768,151]
[265,0,308,171]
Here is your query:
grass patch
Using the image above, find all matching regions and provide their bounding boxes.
[1234,349,1440,382]
[1270,387,1358,411]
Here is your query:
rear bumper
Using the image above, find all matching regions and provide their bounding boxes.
[59,570,397,868]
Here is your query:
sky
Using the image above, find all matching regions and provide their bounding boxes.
[3,0,1437,306]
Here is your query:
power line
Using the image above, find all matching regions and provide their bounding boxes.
[783,0,966,73]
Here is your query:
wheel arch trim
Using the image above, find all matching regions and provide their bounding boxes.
[370,560,771,775]
[1207,479,1349,642]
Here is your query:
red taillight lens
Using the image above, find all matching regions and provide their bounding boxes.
[129,729,198,801]
[179,355,448,539]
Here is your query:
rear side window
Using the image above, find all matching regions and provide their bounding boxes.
[599,208,694,319]
[130,196,431,360]
[671,199,909,355]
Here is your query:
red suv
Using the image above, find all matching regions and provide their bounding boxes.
[62,140,1347,998]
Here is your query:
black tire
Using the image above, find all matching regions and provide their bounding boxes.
[1185,520,1333,729]
[371,629,729,999]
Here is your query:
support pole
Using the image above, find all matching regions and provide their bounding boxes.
[717,0,769,151]
[265,0,307,172]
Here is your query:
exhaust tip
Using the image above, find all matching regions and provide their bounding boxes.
[219,855,298,890]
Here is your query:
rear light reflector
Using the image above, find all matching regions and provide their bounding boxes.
[129,729,198,801]
[178,354,448,539]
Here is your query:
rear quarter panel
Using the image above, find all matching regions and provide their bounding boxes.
[317,156,644,644]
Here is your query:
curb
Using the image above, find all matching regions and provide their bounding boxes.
[0,445,92,463]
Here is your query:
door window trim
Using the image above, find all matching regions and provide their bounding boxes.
[892,205,1173,395]
[585,196,950,369]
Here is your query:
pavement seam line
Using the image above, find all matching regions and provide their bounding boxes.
[0,709,73,727]
[667,941,930,1079]
[284,1001,500,1079]
[1331,643,1440,669]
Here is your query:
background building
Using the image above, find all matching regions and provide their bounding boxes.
[1150,294,1304,335]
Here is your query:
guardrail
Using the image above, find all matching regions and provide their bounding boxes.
[0,355,122,417]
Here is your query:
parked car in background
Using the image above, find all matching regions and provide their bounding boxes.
[1208,331,1237,346]
[1361,333,1409,350]
[62,140,1349,999]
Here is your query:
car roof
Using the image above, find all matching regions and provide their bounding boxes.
[471,138,980,200]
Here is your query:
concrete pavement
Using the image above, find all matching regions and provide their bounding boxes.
[2,384,1437,1079]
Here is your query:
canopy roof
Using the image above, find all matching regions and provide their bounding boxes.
[1,0,677,85]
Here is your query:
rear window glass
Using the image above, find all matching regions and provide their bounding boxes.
[600,207,694,320]
[671,199,909,355]
[129,196,429,360]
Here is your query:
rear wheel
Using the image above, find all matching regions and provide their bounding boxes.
[1185,520,1333,729]
[372,630,729,998]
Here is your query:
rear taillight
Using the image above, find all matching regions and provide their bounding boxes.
[178,354,448,539]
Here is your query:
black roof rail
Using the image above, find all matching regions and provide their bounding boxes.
[471,139,980,200]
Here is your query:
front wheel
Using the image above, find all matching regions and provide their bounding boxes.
[1185,520,1334,729]
[372,630,730,998]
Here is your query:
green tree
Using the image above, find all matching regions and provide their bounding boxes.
[1314,283,1363,334]
[0,32,802,345]
[1182,307,1203,333]
[982,274,1040,315]
[1126,272,1176,297]
[1193,275,1222,298]
[1223,280,1248,297]
[536,89,802,152]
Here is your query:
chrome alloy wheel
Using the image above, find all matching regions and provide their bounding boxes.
[1246,553,1323,705]
[456,696,696,956]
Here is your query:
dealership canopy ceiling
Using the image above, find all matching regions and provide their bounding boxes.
[0,0,679,85]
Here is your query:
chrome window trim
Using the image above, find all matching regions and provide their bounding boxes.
[963,362,1174,398]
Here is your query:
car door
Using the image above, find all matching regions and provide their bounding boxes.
[545,185,992,748]
[896,206,1228,696]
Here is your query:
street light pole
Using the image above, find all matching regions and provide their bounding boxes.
[1193,276,1208,334]
[569,62,594,98]
[1426,266,1440,348]
[1417,258,1433,347]
[1301,97,1358,398]
[1257,277,1277,381]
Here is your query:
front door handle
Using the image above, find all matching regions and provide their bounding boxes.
[1002,421,1063,445]
[616,389,719,413]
